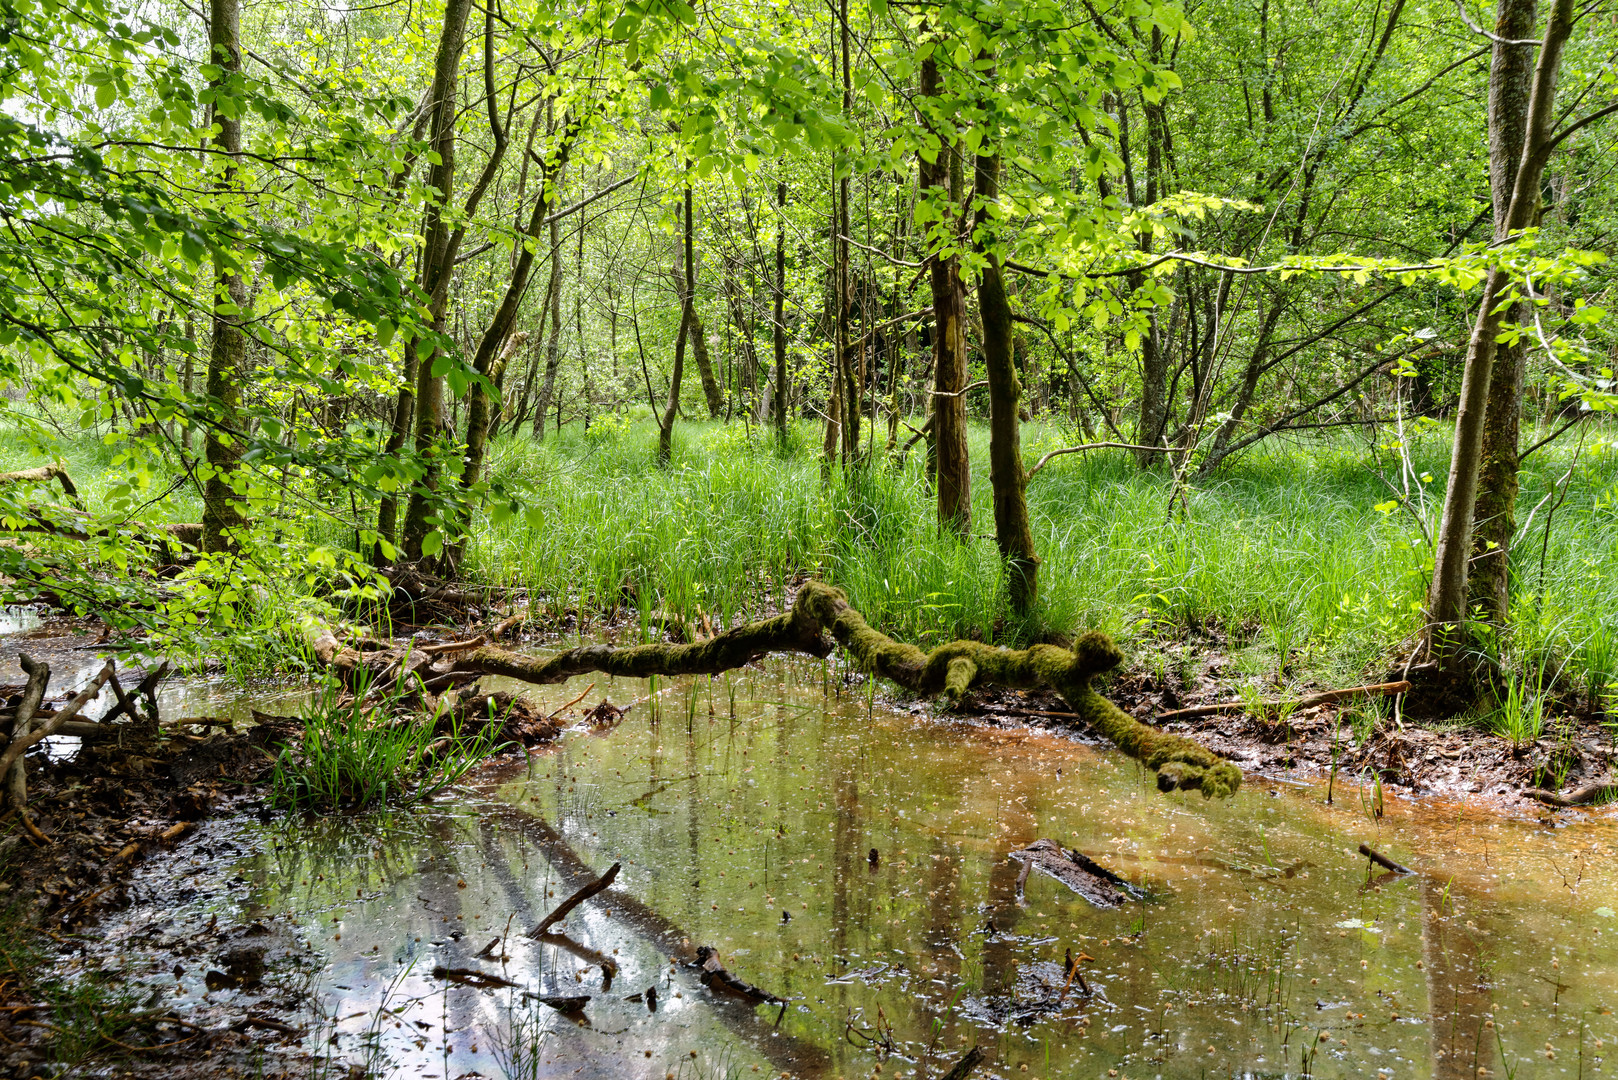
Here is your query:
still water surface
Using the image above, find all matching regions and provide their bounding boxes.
[104,656,1617,1079]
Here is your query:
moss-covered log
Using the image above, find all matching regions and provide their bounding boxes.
[461,582,1241,798]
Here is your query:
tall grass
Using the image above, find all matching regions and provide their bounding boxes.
[271,665,508,811]
[466,417,1618,694]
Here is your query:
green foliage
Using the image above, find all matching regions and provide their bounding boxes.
[271,664,507,811]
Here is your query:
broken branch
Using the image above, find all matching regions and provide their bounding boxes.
[0,661,113,783]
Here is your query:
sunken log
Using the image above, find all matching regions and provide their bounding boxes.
[1010,839,1140,909]
[460,581,1241,798]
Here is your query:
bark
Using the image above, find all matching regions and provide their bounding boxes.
[2,655,48,812]
[201,0,246,554]
[920,53,970,537]
[975,149,1039,612]
[457,581,1241,798]
[1427,0,1574,663]
[774,181,789,444]
[400,0,479,558]
[690,305,720,417]
[1468,0,1539,624]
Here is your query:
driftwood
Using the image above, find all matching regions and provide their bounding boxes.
[1358,843,1413,875]
[694,946,787,1006]
[1009,839,1139,909]
[529,861,620,937]
[1524,781,1618,808]
[458,582,1241,798]
[1155,681,1412,722]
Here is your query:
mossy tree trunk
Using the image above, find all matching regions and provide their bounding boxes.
[1467,0,1539,625]
[461,582,1241,798]
[974,148,1039,612]
[201,0,245,555]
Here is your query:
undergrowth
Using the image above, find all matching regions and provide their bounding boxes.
[465,417,1618,699]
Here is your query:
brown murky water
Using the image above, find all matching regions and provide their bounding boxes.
[91,655,1618,1080]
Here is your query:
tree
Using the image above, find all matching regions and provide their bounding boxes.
[1426,0,1580,666]
[200,0,246,554]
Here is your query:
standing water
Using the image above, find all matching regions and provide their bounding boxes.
[95,655,1617,1079]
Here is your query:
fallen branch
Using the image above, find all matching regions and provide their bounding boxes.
[1026,441,1169,479]
[4,653,50,811]
[1358,842,1413,875]
[1524,781,1618,808]
[1155,681,1412,722]
[0,465,80,504]
[529,861,621,937]
[461,582,1241,798]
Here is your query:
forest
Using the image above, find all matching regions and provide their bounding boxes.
[1,0,1617,1073]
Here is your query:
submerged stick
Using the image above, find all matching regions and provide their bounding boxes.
[1524,782,1617,808]
[939,1045,985,1080]
[529,861,621,937]
[1155,681,1412,722]
[1358,842,1413,875]
[461,582,1241,798]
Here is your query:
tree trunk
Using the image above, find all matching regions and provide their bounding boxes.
[976,149,1039,611]
[835,0,859,461]
[774,181,789,444]
[1427,0,1574,664]
[532,168,567,440]
[1468,0,1539,624]
[460,119,577,490]
[201,0,245,554]
[399,0,477,559]
[920,53,970,537]
[659,188,696,466]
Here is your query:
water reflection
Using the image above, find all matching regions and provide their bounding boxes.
[98,656,1618,1079]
